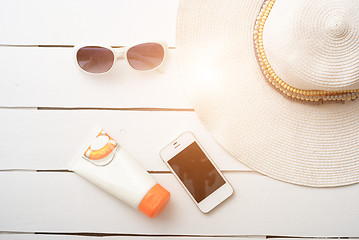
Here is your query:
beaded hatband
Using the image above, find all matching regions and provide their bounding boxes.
[253,0,359,103]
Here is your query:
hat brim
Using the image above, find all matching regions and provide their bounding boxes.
[176,0,359,187]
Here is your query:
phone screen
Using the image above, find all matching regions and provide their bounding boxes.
[168,142,225,203]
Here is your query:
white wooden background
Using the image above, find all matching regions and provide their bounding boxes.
[1,0,359,239]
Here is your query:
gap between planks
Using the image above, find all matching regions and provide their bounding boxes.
[37,107,194,112]
[0,169,255,174]
[0,231,357,239]
[0,231,260,237]
[0,107,194,111]
[0,44,176,49]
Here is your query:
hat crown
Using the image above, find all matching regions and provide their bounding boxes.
[263,0,359,91]
[326,17,348,37]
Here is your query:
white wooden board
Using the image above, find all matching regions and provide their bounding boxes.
[0,47,191,109]
[0,0,178,46]
[0,109,249,171]
[1,171,359,237]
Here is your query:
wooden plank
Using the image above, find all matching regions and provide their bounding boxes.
[0,109,249,171]
[0,47,190,108]
[0,0,178,46]
[1,171,359,237]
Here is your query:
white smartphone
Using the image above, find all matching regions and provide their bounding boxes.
[160,131,233,213]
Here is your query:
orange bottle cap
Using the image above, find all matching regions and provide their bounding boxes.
[138,184,170,218]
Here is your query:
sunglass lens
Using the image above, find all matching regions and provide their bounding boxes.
[76,46,114,74]
[127,43,165,71]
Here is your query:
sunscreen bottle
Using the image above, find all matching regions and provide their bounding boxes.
[71,129,170,218]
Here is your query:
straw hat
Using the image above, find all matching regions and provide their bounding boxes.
[176,0,359,187]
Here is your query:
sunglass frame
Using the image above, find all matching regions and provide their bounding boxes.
[74,41,168,75]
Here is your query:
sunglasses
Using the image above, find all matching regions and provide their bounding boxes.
[74,41,168,74]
